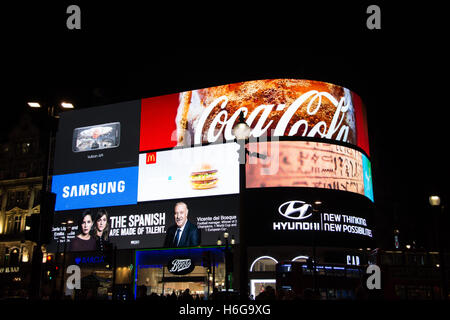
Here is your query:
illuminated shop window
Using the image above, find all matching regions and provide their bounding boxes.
[250,256,278,272]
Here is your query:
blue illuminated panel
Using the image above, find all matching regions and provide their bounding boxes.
[52,166,139,211]
[362,154,374,202]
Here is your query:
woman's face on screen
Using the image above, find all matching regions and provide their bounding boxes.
[81,215,93,235]
[97,214,107,232]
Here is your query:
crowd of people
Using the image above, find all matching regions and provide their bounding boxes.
[136,287,203,301]
[135,285,326,301]
[135,283,378,301]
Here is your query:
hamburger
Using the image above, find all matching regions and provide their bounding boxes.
[190,163,218,190]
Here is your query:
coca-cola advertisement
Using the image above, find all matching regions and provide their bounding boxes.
[139,79,370,155]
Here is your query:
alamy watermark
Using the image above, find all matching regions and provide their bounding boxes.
[366,5,381,30]
[66,5,81,30]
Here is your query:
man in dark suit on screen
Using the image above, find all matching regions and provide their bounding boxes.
[164,202,200,247]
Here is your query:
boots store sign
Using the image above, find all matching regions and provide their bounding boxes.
[274,200,373,238]
[167,258,195,275]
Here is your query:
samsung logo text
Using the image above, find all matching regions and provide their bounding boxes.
[62,180,125,198]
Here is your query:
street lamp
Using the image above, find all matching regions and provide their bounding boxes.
[232,111,251,300]
[27,100,75,194]
[27,101,74,299]
[60,219,73,298]
[429,195,447,300]
[27,102,41,108]
[232,112,251,141]
[60,102,75,109]
[429,195,441,207]
[217,232,235,298]
[311,200,322,295]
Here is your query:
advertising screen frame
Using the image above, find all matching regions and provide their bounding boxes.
[49,79,374,252]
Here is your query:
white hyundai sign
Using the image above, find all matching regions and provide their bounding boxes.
[273,200,372,238]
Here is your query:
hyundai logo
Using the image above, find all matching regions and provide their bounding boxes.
[278,201,313,220]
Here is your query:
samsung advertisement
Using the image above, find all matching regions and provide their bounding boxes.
[49,79,374,252]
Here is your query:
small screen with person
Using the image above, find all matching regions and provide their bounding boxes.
[163,202,200,248]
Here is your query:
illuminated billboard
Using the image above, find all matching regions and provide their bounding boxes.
[245,188,374,248]
[50,79,372,252]
[246,140,374,202]
[49,195,239,251]
[52,100,141,175]
[140,79,370,156]
[52,166,139,211]
[138,143,240,202]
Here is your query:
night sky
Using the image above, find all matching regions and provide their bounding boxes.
[2,3,447,249]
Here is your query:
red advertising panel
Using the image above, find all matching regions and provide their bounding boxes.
[140,94,179,151]
[139,79,370,155]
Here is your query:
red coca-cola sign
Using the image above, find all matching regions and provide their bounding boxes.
[139,79,370,155]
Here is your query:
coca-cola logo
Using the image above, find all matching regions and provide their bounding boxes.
[193,89,353,145]
[278,201,313,220]
[167,257,194,275]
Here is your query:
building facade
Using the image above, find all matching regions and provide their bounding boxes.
[0,113,44,298]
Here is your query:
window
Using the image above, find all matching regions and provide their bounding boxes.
[7,190,29,210]
[7,216,14,234]
[14,216,22,233]
[392,254,404,265]
[250,256,278,272]
[33,189,42,208]
[20,141,32,154]
[381,254,393,265]
[9,248,20,266]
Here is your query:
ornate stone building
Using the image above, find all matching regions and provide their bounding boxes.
[0,113,46,297]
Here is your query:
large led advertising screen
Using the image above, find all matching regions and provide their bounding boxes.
[140,79,370,155]
[245,188,375,248]
[138,143,239,202]
[246,140,374,202]
[49,78,373,252]
[49,195,239,251]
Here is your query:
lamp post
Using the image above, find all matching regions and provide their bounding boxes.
[232,112,251,300]
[217,232,235,298]
[311,201,321,295]
[27,101,74,299]
[59,219,73,298]
[429,195,448,300]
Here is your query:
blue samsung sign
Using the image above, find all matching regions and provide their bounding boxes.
[52,166,139,211]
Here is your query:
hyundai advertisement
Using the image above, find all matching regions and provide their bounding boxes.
[245,187,375,248]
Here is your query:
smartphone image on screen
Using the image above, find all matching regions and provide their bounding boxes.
[72,122,121,152]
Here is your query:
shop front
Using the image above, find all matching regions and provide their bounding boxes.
[248,246,370,300]
[134,246,228,299]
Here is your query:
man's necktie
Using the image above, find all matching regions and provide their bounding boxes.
[173,228,181,247]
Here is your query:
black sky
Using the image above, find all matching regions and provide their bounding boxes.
[2,2,447,248]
